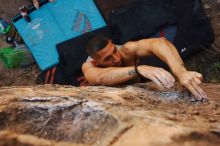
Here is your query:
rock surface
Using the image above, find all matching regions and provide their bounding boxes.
[0,83,219,146]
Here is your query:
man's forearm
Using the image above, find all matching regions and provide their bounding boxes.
[91,67,137,85]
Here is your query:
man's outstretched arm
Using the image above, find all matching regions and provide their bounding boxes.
[82,62,137,85]
[83,61,176,88]
[122,38,207,100]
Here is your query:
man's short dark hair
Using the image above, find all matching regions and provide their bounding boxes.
[86,35,109,57]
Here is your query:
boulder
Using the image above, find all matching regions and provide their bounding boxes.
[0,83,219,146]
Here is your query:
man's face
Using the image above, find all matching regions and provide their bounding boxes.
[94,41,122,67]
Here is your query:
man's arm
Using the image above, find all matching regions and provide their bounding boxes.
[83,61,175,88]
[121,38,207,100]
[82,62,137,85]
[121,38,185,74]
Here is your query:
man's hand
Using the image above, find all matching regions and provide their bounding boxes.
[137,65,175,89]
[178,71,207,101]
[33,0,54,9]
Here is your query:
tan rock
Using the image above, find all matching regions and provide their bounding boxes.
[0,83,219,146]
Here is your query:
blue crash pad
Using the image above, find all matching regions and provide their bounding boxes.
[13,0,106,70]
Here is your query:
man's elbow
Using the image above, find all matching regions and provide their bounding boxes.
[84,75,105,86]
[83,75,100,85]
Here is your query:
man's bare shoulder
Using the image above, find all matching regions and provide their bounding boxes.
[121,41,137,52]
[120,39,156,53]
[119,41,138,58]
[122,38,162,57]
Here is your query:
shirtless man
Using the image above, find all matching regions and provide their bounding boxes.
[82,35,207,101]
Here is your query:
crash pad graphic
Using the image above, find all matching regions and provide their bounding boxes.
[13,0,106,70]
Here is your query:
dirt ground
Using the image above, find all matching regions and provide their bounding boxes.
[0,0,220,87]
[0,0,41,86]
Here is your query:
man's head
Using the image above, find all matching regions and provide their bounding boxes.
[86,35,122,67]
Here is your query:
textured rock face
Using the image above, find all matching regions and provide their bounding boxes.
[0,83,219,146]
